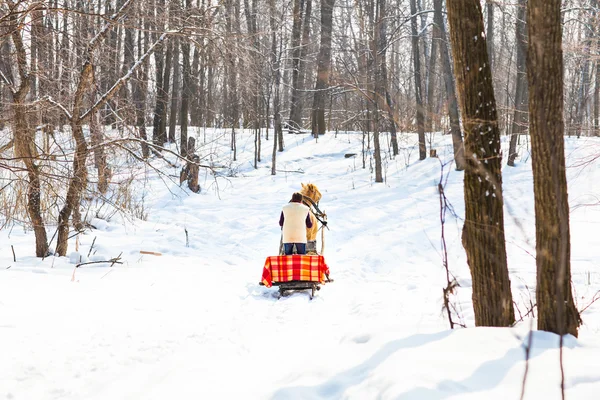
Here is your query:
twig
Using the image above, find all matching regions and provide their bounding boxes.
[100,269,114,279]
[76,254,123,268]
[11,245,16,262]
[87,236,97,258]
[519,319,535,400]
[438,158,460,329]
[109,252,122,267]
[579,290,600,314]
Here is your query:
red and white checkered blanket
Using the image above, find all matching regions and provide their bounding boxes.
[261,255,330,287]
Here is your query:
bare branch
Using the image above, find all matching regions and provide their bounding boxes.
[80,31,170,121]
[40,96,73,120]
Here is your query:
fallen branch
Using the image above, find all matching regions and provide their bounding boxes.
[140,250,162,256]
[76,254,123,268]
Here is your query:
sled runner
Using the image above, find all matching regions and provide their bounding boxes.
[260,254,332,299]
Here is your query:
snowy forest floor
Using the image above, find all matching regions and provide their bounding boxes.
[1,128,600,399]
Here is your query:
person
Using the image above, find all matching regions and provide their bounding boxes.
[279,192,313,255]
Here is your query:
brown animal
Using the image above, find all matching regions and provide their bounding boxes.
[299,183,323,242]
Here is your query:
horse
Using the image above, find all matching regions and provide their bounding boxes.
[298,183,325,254]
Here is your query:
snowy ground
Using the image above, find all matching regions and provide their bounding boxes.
[1,128,600,399]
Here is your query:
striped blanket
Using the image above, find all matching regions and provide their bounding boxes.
[261,255,329,287]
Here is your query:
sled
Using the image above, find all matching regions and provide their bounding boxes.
[260,254,332,299]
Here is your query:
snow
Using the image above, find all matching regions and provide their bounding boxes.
[1,128,600,399]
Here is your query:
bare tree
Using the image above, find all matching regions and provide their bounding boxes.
[1,1,49,257]
[51,0,169,256]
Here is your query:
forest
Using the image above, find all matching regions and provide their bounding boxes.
[1,0,598,342]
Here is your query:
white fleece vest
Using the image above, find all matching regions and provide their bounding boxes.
[282,202,310,243]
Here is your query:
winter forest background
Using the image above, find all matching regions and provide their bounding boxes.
[2,0,600,398]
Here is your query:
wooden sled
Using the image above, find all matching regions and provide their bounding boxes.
[260,254,332,300]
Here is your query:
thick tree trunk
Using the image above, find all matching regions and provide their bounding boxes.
[507,0,528,167]
[447,0,515,327]
[311,0,335,137]
[527,0,581,337]
[410,0,426,160]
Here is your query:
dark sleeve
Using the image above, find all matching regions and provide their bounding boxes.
[305,213,313,228]
[279,211,284,227]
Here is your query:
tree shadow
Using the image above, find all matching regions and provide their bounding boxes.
[270,330,453,400]
[395,331,567,400]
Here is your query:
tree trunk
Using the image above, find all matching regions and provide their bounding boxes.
[269,0,282,173]
[132,23,150,158]
[507,0,528,167]
[8,13,49,257]
[160,39,173,141]
[90,110,109,194]
[527,0,581,337]
[433,0,464,170]
[180,1,192,158]
[169,38,180,143]
[426,3,440,134]
[410,0,426,160]
[447,0,515,327]
[288,0,305,133]
[311,0,335,137]
[152,0,166,146]
[486,0,494,68]
[57,120,89,256]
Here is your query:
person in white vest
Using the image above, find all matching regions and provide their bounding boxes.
[279,192,313,255]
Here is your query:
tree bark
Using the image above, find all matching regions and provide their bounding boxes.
[168,38,180,143]
[6,7,49,257]
[288,0,305,133]
[507,0,528,167]
[527,0,581,337]
[410,0,426,160]
[426,2,440,134]
[180,1,192,158]
[152,0,167,146]
[486,0,494,68]
[447,0,515,326]
[311,0,335,137]
[433,0,464,170]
